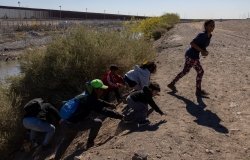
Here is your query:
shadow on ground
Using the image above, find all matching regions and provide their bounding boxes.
[168,91,228,134]
[64,118,166,160]
[115,119,167,136]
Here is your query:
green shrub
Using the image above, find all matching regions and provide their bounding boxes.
[128,13,180,40]
[1,25,156,158]
[10,26,156,105]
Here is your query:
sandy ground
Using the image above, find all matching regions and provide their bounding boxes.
[16,20,250,160]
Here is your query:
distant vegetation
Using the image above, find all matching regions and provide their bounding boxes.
[127,13,180,40]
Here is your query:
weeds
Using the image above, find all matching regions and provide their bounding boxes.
[10,26,155,105]
[1,25,156,157]
[0,85,22,159]
[127,13,180,40]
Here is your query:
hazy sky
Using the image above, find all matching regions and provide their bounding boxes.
[1,0,250,19]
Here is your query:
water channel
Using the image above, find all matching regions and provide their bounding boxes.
[0,60,20,82]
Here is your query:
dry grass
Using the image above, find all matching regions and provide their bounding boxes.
[1,25,156,157]
[0,85,22,159]
[10,26,156,105]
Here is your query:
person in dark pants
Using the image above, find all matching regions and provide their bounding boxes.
[54,79,124,160]
[168,20,215,97]
[123,82,165,126]
[22,98,60,150]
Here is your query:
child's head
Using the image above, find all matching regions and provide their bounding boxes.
[204,19,215,33]
[110,64,119,73]
[140,61,157,73]
[148,82,161,96]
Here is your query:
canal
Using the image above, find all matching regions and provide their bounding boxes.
[0,60,20,82]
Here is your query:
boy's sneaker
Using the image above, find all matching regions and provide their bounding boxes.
[138,119,150,127]
[196,89,209,97]
[167,83,177,92]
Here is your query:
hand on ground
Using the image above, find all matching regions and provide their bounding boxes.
[201,51,209,57]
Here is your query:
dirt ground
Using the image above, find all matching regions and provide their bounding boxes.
[17,20,250,160]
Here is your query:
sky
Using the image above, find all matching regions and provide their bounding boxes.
[0,0,250,19]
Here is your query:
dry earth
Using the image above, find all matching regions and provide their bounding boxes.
[77,20,250,160]
[17,20,250,160]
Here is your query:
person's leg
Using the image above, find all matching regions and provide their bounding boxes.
[133,102,148,123]
[85,118,103,148]
[114,88,122,102]
[54,121,78,160]
[169,57,193,86]
[23,117,55,146]
[103,89,111,102]
[29,130,37,143]
[193,60,205,95]
[126,97,148,123]
[123,97,137,121]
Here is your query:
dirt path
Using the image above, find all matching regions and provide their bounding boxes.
[41,20,250,160]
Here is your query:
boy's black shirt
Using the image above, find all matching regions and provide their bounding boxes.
[129,86,163,115]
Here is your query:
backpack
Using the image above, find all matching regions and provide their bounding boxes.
[23,98,43,115]
[59,91,88,120]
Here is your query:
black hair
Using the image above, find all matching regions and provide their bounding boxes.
[140,61,157,73]
[148,82,161,92]
[110,64,119,71]
[204,19,215,31]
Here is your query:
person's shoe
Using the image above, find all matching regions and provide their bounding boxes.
[167,83,177,92]
[123,116,133,124]
[74,155,83,160]
[138,119,150,127]
[196,89,209,97]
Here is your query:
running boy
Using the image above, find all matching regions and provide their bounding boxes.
[168,20,215,97]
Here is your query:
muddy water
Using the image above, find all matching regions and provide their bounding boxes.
[0,61,20,82]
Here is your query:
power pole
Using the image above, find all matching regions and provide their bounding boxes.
[85,8,87,19]
[59,5,61,20]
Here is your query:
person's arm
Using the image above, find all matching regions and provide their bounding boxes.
[93,100,123,119]
[148,97,164,115]
[190,33,209,56]
[139,72,150,89]
[107,72,118,88]
[99,107,124,119]
[190,42,208,56]
[46,104,61,121]
[98,99,116,109]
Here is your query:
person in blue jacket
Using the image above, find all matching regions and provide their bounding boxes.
[54,79,124,160]
[168,20,215,97]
